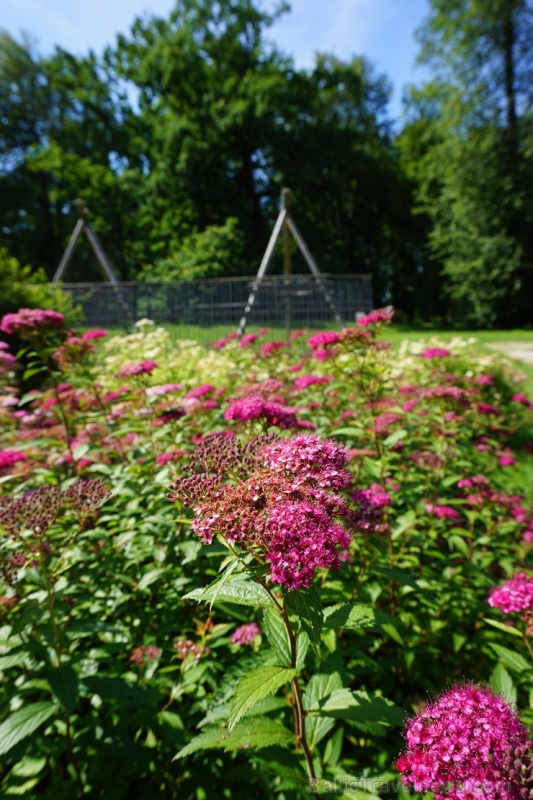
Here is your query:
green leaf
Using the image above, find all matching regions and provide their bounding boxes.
[483,618,522,638]
[304,664,344,748]
[489,643,530,674]
[229,665,296,731]
[323,604,398,640]
[0,702,56,756]
[286,588,323,657]
[262,607,292,666]
[491,663,516,705]
[383,429,408,449]
[47,665,79,714]
[138,568,167,592]
[0,651,29,670]
[391,510,416,540]
[308,688,404,729]
[175,718,293,759]
[332,427,366,438]
[182,575,274,608]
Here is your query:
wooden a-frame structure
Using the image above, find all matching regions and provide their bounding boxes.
[53,199,132,325]
[238,188,343,335]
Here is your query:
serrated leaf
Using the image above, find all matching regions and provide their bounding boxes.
[182,575,274,607]
[489,643,530,674]
[491,663,517,704]
[262,607,292,666]
[47,665,79,714]
[0,702,56,756]
[286,588,323,657]
[175,718,293,759]
[229,665,296,731]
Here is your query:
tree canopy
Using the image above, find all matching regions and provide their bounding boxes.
[1,0,532,325]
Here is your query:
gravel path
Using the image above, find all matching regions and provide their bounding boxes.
[486,342,533,365]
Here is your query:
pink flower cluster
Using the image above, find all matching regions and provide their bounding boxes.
[231,622,261,645]
[0,308,65,335]
[356,307,394,327]
[130,645,162,665]
[173,639,209,659]
[352,483,391,533]
[0,449,27,472]
[422,347,451,359]
[0,342,16,372]
[81,328,108,340]
[266,502,351,590]
[171,434,353,590]
[260,340,285,357]
[293,375,331,390]
[185,384,215,400]
[307,331,341,350]
[224,395,298,429]
[259,434,351,489]
[488,573,533,615]
[396,683,532,800]
[116,360,158,378]
[425,503,461,520]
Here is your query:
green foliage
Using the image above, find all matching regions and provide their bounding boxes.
[0,248,81,323]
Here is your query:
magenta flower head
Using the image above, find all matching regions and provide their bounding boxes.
[0,449,28,472]
[307,330,342,350]
[224,396,298,429]
[266,501,351,590]
[259,434,351,489]
[0,308,65,337]
[231,622,261,646]
[81,328,107,340]
[116,360,158,378]
[356,306,394,327]
[488,573,533,616]
[422,347,452,359]
[397,683,532,799]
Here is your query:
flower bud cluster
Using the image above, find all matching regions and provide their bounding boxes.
[169,433,354,590]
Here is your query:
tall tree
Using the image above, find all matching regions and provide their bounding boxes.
[406,0,533,325]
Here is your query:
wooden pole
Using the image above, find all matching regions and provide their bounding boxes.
[238,206,287,335]
[282,188,292,341]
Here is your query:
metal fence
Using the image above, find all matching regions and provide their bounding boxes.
[62,274,372,342]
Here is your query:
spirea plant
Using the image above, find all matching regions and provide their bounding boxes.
[0,306,531,798]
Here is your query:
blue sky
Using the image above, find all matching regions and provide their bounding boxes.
[2,0,431,120]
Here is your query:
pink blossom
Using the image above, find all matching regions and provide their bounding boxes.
[290,329,306,340]
[477,402,500,415]
[185,384,215,400]
[425,503,461,520]
[116,360,158,378]
[523,530,533,543]
[488,573,533,615]
[130,645,162,665]
[356,307,394,327]
[259,434,351,489]
[239,333,258,347]
[146,383,183,397]
[0,449,28,471]
[498,454,516,467]
[0,308,64,335]
[173,639,209,659]
[81,328,108,340]
[475,373,494,386]
[266,501,351,590]
[213,338,228,349]
[396,683,532,799]
[512,393,530,406]
[422,347,451,358]
[231,622,261,645]
[307,330,341,349]
[293,375,331,390]
[260,340,285,357]
[224,396,298,429]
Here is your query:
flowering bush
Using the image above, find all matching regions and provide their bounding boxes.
[0,308,531,798]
